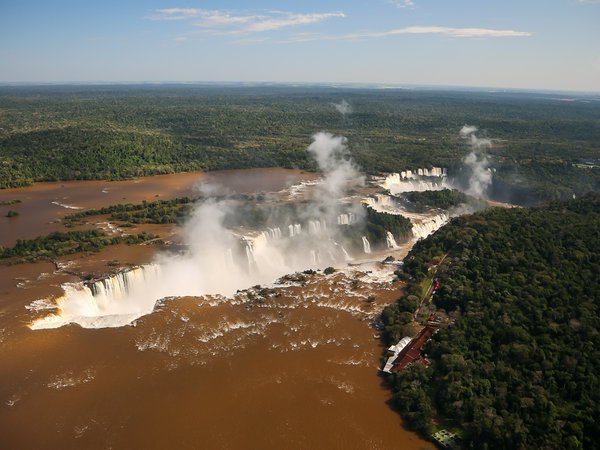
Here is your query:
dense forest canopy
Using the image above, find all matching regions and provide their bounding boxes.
[383,193,600,449]
[1,85,599,202]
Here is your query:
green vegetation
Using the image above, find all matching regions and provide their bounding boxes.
[5,209,19,217]
[222,201,298,229]
[0,199,21,206]
[400,189,485,212]
[362,206,413,243]
[1,85,599,202]
[382,194,600,449]
[63,197,194,226]
[0,230,156,262]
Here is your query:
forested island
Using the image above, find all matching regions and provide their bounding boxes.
[395,189,487,213]
[1,85,599,202]
[382,193,600,449]
[0,230,156,262]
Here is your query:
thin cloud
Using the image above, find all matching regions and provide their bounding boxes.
[388,26,532,38]
[147,8,202,21]
[194,11,260,27]
[286,25,532,42]
[388,0,416,8]
[240,13,346,33]
[148,8,346,34]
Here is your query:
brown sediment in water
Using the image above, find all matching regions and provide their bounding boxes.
[0,170,433,449]
[1,242,430,449]
[1,258,431,450]
[0,168,319,247]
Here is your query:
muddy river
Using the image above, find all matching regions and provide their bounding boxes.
[0,170,431,450]
[0,168,319,247]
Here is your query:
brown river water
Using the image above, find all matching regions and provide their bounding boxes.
[0,169,431,450]
[0,168,319,247]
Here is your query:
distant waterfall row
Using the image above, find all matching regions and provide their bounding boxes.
[380,167,449,195]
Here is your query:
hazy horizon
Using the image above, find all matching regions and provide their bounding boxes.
[1,80,599,96]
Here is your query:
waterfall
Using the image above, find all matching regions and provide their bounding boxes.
[411,213,450,239]
[31,264,162,330]
[341,246,351,261]
[225,248,234,268]
[32,214,383,330]
[308,219,327,235]
[337,213,356,225]
[266,227,282,240]
[362,236,372,254]
[386,179,449,195]
[380,167,448,194]
[288,223,302,237]
[362,194,395,210]
[310,250,318,265]
[245,243,254,265]
[327,250,336,262]
[385,231,399,249]
[244,232,270,265]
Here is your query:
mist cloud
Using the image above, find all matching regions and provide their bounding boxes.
[461,125,493,198]
[332,100,352,117]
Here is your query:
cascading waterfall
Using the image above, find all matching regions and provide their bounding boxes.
[266,227,282,239]
[337,213,356,225]
[380,167,449,195]
[288,223,302,237]
[341,246,351,261]
[243,222,355,271]
[385,231,399,249]
[387,179,449,195]
[411,213,450,239]
[310,250,318,265]
[225,248,234,268]
[362,194,396,213]
[308,219,327,235]
[31,217,393,330]
[31,264,162,330]
[362,236,372,254]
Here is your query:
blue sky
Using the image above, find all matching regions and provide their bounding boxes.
[1,0,599,91]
